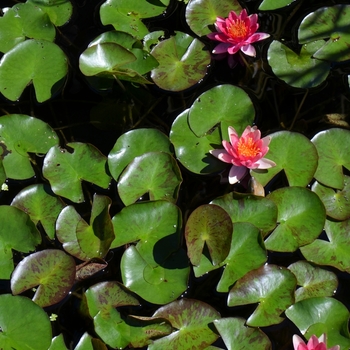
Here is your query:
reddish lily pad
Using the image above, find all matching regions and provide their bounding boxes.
[149,299,220,349]
[228,264,297,327]
[185,204,232,266]
[11,249,76,307]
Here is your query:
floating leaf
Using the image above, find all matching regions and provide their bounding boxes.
[75,259,108,282]
[0,294,52,350]
[11,249,76,307]
[150,31,210,91]
[43,143,111,203]
[265,187,326,252]
[259,0,298,11]
[74,332,108,350]
[149,299,220,349]
[49,334,68,350]
[228,264,296,327]
[267,40,330,88]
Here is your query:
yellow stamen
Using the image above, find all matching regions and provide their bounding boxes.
[228,19,248,40]
[237,137,260,157]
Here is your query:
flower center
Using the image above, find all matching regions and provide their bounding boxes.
[237,137,260,157]
[228,19,248,40]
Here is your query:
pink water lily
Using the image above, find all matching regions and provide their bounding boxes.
[207,9,270,57]
[210,125,275,185]
[293,334,340,350]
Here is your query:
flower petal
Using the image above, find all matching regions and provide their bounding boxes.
[241,44,256,57]
[212,43,232,54]
[293,335,307,350]
[247,32,270,43]
[253,157,276,169]
[228,165,247,184]
[209,149,233,163]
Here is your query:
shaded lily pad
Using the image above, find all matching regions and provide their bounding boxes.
[185,204,232,266]
[259,0,298,10]
[311,128,350,189]
[300,218,350,273]
[49,334,68,350]
[0,40,68,102]
[288,261,338,303]
[267,40,330,88]
[214,317,272,350]
[11,184,65,239]
[43,143,111,203]
[0,294,52,350]
[149,299,220,349]
[265,187,326,252]
[150,31,211,91]
[251,131,318,187]
[228,264,297,327]
[11,249,76,307]
[117,152,182,206]
[0,114,59,180]
[298,5,350,62]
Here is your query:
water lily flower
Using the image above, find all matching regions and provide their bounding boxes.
[210,125,275,185]
[293,334,340,350]
[207,9,270,57]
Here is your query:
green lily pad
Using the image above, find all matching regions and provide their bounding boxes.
[185,0,242,37]
[150,31,211,91]
[286,297,350,349]
[288,261,338,303]
[0,294,52,350]
[298,5,350,62]
[228,264,296,327]
[211,192,277,236]
[214,317,272,350]
[100,0,169,40]
[170,109,225,174]
[11,249,76,307]
[49,334,68,350]
[0,40,68,102]
[188,84,255,137]
[149,299,220,349]
[185,204,232,266]
[0,205,41,279]
[117,152,182,206]
[267,40,330,88]
[108,128,172,181]
[251,131,318,187]
[74,332,108,350]
[265,187,326,252]
[259,0,298,10]
[11,184,65,239]
[311,128,350,189]
[300,218,350,273]
[43,142,111,203]
[0,114,59,180]
[312,175,350,220]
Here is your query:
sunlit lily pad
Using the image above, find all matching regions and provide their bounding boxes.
[298,5,350,62]
[300,218,350,273]
[49,334,68,350]
[251,131,318,187]
[149,299,220,349]
[228,264,296,327]
[311,128,350,189]
[265,187,326,252]
[0,294,52,350]
[259,0,298,10]
[267,40,330,88]
[74,332,108,350]
[150,31,211,91]
[288,261,338,303]
[11,249,76,307]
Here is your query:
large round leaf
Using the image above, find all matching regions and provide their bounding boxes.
[0,114,59,180]
[0,294,52,350]
[11,249,76,307]
[265,187,326,252]
[0,40,68,102]
[267,40,330,88]
[150,32,211,91]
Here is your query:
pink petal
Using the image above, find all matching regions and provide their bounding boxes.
[227,44,242,55]
[239,9,248,20]
[213,43,232,54]
[248,14,258,27]
[329,346,341,350]
[247,32,270,43]
[241,44,256,57]
[228,165,247,184]
[209,149,233,163]
[228,10,239,22]
[293,335,307,350]
[228,126,239,143]
[241,125,253,138]
[253,157,276,169]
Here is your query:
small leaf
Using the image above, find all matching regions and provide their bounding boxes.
[259,0,298,11]
[49,334,68,350]
[74,332,108,350]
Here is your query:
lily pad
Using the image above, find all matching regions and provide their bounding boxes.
[288,260,338,303]
[298,5,350,62]
[43,143,111,203]
[185,204,232,266]
[251,131,318,187]
[228,264,297,327]
[0,39,68,102]
[267,40,330,88]
[259,0,298,10]
[0,294,52,350]
[265,187,326,252]
[49,334,68,350]
[149,299,220,349]
[150,31,211,91]
[74,332,108,350]
[311,128,350,189]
